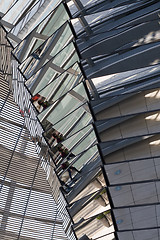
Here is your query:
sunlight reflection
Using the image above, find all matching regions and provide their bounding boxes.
[145,113,160,121]
[151,59,160,65]
[145,90,160,98]
[149,140,160,145]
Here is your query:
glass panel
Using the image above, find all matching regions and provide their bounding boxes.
[62,126,97,155]
[44,123,93,147]
[49,42,78,69]
[74,209,113,240]
[44,126,97,165]
[58,145,100,182]
[0,0,16,14]
[26,60,81,101]
[12,3,70,59]
[68,187,109,216]
[72,144,99,169]
[53,107,92,139]
[10,0,45,36]
[71,188,110,221]
[19,33,76,80]
[30,64,83,112]
[62,123,93,142]
[38,83,89,125]
[2,0,38,25]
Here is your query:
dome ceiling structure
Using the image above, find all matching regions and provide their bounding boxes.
[0,1,160,240]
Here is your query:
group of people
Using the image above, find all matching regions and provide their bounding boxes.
[30,91,82,191]
[47,130,64,146]
[31,134,81,187]
[31,93,51,112]
[58,146,81,181]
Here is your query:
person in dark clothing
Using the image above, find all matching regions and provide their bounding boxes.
[38,99,50,110]
[31,52,40,60]
[61,160,81,181]
[56,133,64,143]
[59,179,72,193]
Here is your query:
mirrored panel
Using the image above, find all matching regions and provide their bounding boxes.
[73,209,114,240]
[65,161,104,202]
[36,64,82,103]
[68,187,109,218]
[9,0,61,37]
[0,0,17,15]
[25,56,80,97]
[53,105,92,137]
[2,0,40,25]
[55,145,100,191]
[91,65,160,99]
[40,101,91,137]
[60,125,97,155]
[38,82,89,123]
[43,125,98,178]
[44,123,94,147]
[67,0,118,22]
[30,64,84,114]
[12,3,70,59]
[19,24,75,80]
[71,8,113,35]
[66,166,109,210]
